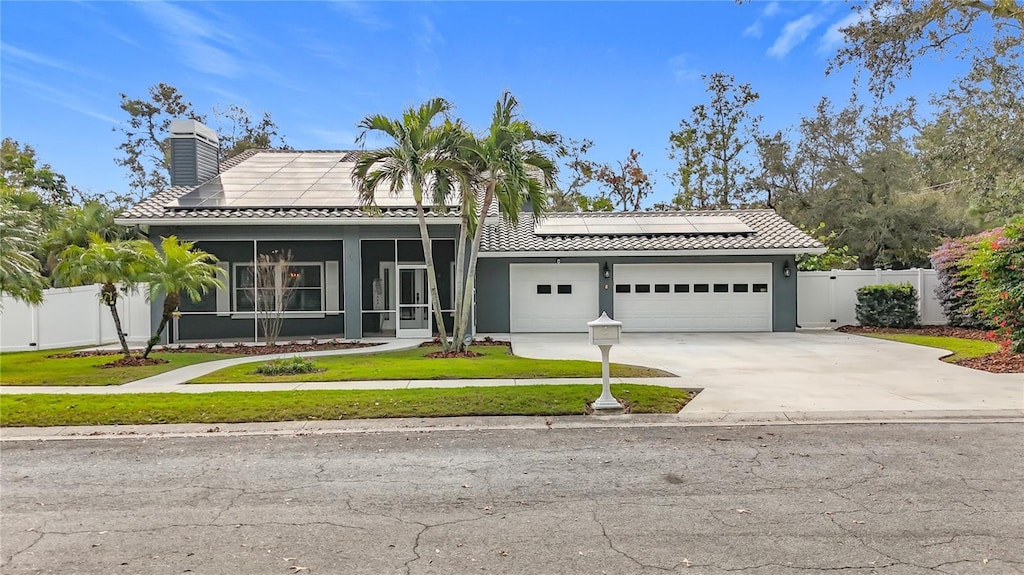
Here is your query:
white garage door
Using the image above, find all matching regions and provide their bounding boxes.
[614,263,772,332]
[510,263,598,332]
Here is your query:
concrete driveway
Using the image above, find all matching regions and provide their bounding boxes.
[511,331,1024,416]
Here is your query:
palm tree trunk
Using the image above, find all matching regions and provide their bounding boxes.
[142,292,179,359]
[454,183,495,351]
[415,201,451,351]
[101,282,131,357]
[451,214,469,350]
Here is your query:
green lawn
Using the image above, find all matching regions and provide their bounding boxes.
[0,349,242,386]
[861,333,1000,362]
[191,345,673,383]
[0,385,692,427]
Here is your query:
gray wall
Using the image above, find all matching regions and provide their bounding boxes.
[147,223,459,340]
[476,254,799,333]
[169,137,219,187]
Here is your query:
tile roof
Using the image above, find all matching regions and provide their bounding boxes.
[479,210,824,253]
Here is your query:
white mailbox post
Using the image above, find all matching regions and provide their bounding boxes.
[588,312,623,410]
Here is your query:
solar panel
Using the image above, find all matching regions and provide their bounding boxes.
[170,152,459,209]
[534,215,752,236]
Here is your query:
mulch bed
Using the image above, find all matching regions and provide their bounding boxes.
[837,325,1023,373]
[98,356,169,368]
[419,336,511,350]
[424,350,485,359]
[48,340,383,360]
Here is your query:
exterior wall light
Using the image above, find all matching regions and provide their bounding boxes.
[603,262,611,278]
[783,261,792,278]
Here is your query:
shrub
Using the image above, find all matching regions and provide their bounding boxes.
[254,356,322,376]
[961,219,1024,352]
[855,283,921,328]
[930,232,999,330]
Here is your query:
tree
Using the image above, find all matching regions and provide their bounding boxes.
[1,138,72,206]
[668,73,762,209]
[116,83,286,201]
[829,0,1024,98]
[0,195,47,306]
[453,91,558,351]
[352,98,467,351]
[754,97,971,268]
[590,149,654,211]
[54,234,153,356]
[916,55,1024,223]
[141,236,223,358]
[547,138,613,212]
[42,202,138,279]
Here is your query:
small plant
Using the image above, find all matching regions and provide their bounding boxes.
[310,337,319,346]
[855,283,921,328]
[254,356,323,376]
[214,341,224,349]
[288,340,299,347]
[195,342,209,349]
[175,343,187,351]
[231,341,244,348]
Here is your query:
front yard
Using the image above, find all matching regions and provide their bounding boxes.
[189,344,673,383]
[0,385,692,427]
[0,349,244,386]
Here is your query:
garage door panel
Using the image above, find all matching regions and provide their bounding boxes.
[510,264,597,332]
[614,263,772,332]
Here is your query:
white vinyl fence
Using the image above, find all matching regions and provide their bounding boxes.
[0,284,151,352]
[798,269,946,328]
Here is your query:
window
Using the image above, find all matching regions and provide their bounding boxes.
[753,283,769,293]
[557,284,572,294]
[635,284,651,293]
[537,284,552,294]
[654,284,670,293]
[234,263,323,312]
[733,284,749,293]
[713,284,729,293]
[674,284,690,293]
[694,284,710,293]
[615,284,631,293]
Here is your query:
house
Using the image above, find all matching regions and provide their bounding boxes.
[116,120,825,342]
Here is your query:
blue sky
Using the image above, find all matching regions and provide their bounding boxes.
[1,1,970,206]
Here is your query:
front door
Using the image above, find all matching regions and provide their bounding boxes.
[397,265,431,338]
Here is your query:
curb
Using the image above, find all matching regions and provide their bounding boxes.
[2,409,1021,442]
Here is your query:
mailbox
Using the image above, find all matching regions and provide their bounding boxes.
[587,312,622,346]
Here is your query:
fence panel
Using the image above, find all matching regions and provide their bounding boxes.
[0,285,150,352]
[797,269,946,328]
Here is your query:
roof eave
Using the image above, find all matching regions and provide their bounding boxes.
[114,216,464,227]
[478,247,828,258]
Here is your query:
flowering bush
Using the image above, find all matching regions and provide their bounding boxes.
[960,220,1024,352]
[930,232,999,330]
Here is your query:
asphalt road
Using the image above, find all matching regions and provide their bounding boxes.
[2,423,1022,574]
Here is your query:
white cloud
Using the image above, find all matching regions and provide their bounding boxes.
[767,14,822,58]
[135,1,243,77]
[4,71,120,124]
[743,21,763,38]
[668,54,700,83]
[762,1,781,17]
[1,43,104,79]
[330,1,390,30]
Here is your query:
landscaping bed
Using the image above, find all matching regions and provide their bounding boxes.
[49,339,382,358]
[0,385,692,427]
[838,325,1023,373]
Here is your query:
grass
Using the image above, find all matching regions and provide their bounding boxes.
[0,385,692,427]
[191,345,673,383]
[0,349,242,386]
[861,333,1000,362]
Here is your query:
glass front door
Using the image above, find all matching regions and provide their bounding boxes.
[397,266,431,338]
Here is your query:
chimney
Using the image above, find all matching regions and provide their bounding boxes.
[169,119,219,187]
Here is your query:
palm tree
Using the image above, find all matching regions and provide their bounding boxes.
[0,195,47,306]
[43,202,138,279]
[54,234,152,356]
[352,98,470,351]
[141,236,224,358]
[452,92,558,350]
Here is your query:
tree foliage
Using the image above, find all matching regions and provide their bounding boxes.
[958,219,1024,351]
[0,195,47,306]
[829,0,1024,98]
[589,149,654,212]
[116,83,286,201]
[668,73,762,209]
